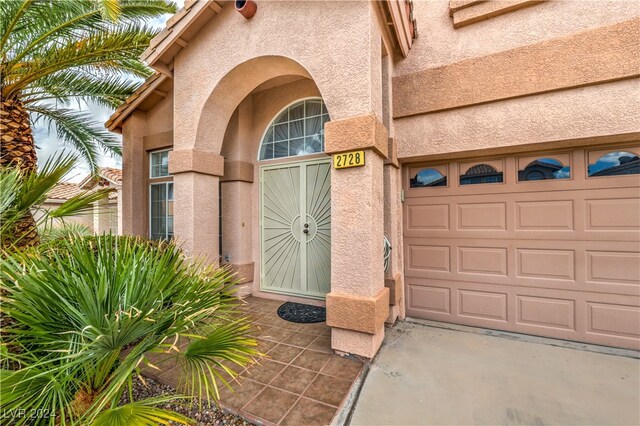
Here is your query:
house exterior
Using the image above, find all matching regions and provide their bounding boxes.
[43,168,122,234]
[106,0,640,358]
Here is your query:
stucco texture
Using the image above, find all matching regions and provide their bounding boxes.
[396,79,640,160]
[396,0,640,74]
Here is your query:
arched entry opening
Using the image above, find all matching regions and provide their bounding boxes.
[257,98,331,299]
[207,66,332,302]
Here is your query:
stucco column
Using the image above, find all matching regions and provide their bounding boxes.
[324,115,390,358]
[169,149,224,264]
[121,111,146,236]
[384,138,405,323]
[220,161,255,296]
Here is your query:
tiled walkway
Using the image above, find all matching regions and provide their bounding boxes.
[146,297,365,426]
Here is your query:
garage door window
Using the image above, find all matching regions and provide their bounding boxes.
[518,158,570,181]
[460,163,504,185]
[588,151,640,177]
[410,168,447,188]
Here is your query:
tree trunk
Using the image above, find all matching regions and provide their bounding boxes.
[1,98,40,249]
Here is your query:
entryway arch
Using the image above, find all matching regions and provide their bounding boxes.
[258,97,332,299]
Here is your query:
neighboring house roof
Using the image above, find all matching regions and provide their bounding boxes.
[590,155,640,176]
[48,182,118,202]
[524,160,563,171]
[48,182,86,201]
[78,167,123,189]
[100,167,123,184]
[464,164,499,176]
[49,168,121,203]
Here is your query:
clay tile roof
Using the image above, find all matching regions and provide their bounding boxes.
[47,182,85,200]
[99,167,122,184]
[464,164,498,176]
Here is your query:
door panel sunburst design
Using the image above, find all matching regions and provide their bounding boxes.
[261,159,331,299]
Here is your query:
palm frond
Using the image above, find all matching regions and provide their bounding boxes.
[28,104,121,171]
[4,23,158,97]
[1,0,176,168]
[1,236,259,424]
[24,71,142,109]
[39,222,92,243]
[92,397,193,426]
[0,153,110,247]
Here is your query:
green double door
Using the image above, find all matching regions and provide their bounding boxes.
[260,159,331,299]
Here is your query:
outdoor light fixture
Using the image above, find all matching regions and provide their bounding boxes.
[235,0,257,19]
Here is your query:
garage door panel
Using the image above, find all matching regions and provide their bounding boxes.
[406,283,451,316]
[516,248,575,281]
[458,246,508,276]
[516,295,576,331]
[586,302,640,340]
[586,251,640,284]
[405,190,640,242]
[406,238,638,296]
[406,244,451,273]
[407,277,640,349]
[515,200,574,230]
[457,202,507,230]
[404,145,640,350]
[458,290,508,322]
[586,198,640,230]
[406,203,450,231]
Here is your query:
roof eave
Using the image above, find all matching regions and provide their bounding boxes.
[105,73,168,132]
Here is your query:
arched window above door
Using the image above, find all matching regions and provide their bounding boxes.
[259,98,330,160]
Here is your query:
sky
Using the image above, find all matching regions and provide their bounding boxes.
[35,0,184,182]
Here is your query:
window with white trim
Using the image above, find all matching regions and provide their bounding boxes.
[149,150,173,240]
[259,98,330,160]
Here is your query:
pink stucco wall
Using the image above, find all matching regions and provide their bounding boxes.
[397,0,640,74]
[116,0,639,358]
[394,1,640,160]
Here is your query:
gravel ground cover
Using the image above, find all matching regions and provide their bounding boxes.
[121,376,256,426]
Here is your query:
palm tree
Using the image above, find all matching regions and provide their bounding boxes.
[1,235,259,425]
[0,0,176,247]
[0,154,111,252]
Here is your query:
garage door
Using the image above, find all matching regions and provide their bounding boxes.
[403,145,640,350]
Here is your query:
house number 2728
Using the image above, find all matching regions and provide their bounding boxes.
[333,150,365,169]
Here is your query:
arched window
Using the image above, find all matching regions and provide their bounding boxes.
[588,151,640,177]
[259,98,330,160]
[460,163,503,185]
[410,168,447,188]
[518,158,570,181]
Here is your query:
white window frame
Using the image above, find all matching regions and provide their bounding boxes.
[149,149,173,240]
[149,149,171,178]
[257,97,329,161]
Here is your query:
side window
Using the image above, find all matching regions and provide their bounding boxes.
[410,168,447,188]
[518,158,570,181]
[149,149,173,240]
[460,163,503,185]
[588,151,640,177]
[150,150,170,178]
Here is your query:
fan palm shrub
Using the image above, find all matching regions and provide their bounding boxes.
[0,0,177,246]
[1,235,259,425]
[1,153,111,251]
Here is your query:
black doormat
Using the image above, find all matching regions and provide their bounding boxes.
[277,302,326,323]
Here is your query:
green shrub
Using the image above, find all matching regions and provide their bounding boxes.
[0,235,259,425]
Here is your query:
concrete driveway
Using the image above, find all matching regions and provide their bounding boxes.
[349,321,640,426]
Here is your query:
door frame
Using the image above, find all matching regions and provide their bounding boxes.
[259,156,332,299]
